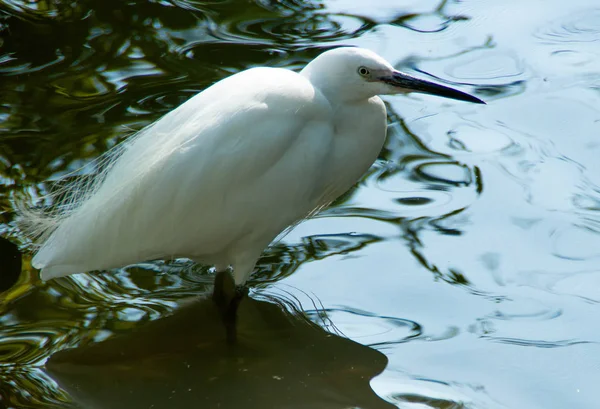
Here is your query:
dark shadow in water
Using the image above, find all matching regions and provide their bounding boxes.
[47,295,395,409]
[0,237,21,292]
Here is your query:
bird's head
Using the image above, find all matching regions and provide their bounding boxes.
[300,47,485,105]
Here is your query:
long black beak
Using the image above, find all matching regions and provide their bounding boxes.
[381,71,485,104]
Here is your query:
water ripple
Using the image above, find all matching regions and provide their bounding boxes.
[535,9,600,44]
[0,327,70,366]
[1,0,82,20]
[197,0,375,47]
[547,269,600,303]
[253,232,381,284]
[447,124,515,154]
[534,8,600,73]
[211,14,372,45]
[0,367,70,408]
[313,307,423,347]
[392,393,471,409]
[485,337,592,348]
[414,48,529,100]
[551,224,600,260]
[394,14,455,33]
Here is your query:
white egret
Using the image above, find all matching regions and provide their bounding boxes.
[20,47,483,339]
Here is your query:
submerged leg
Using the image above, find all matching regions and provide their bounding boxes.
[223,285,248,343]
[212,270,248,343]
[212,269,234,310]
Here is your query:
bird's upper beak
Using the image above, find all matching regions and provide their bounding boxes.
[380,70,485,104]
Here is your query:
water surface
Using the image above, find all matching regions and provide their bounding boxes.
[1,0,599,408]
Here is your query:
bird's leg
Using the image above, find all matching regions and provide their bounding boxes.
[212,269,233,310]
[212,270,248,343]
[222,285,249,344]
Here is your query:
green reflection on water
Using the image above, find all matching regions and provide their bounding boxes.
[0,1,401,407]
[0,0,557,407]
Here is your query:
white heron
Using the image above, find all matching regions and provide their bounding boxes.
[20,47,483,339]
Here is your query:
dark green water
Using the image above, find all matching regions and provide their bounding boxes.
[1,0,600,408]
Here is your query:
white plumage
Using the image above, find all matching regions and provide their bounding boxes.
[22,47,483,286]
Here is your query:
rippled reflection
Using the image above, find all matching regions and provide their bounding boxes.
[1,0,600,408]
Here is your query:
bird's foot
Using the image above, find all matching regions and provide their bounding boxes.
[212,270,248,344]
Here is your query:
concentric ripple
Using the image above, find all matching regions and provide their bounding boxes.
[535,9,600,44]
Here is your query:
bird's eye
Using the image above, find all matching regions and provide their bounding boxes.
[358,67,370,77]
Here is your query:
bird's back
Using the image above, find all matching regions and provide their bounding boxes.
[31,67,335,280]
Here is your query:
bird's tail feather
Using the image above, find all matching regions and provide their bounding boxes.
[13,197,61,250]
[13,129,135,248]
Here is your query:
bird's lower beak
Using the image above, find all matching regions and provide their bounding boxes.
[381,71,485,104]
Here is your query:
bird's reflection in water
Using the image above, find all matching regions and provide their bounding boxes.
[47,291,395,409]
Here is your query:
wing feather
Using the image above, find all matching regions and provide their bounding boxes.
[31,67,334,278]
